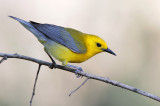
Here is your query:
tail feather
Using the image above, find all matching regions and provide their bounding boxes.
[9,16,49,42]
[9,16,33,28]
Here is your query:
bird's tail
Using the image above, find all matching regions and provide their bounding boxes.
[9,16,33,28]
[9,16,48,42]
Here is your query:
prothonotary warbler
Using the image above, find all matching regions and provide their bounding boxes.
[9,16,116,75]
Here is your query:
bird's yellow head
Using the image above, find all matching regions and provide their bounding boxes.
[85,34,116,56]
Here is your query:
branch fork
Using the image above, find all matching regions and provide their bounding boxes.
[0,53,160,106]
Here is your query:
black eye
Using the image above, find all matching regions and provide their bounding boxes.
[96,43,101,47]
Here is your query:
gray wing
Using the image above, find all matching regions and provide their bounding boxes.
[30,21,84,53]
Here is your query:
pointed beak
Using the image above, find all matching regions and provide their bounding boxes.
[102,48,116,56]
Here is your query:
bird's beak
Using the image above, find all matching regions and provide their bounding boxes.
[102,48,116,56]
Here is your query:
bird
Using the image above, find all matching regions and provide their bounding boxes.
[9,16,116,75]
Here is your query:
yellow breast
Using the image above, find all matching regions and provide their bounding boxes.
[45,42,94,65]
[43,34,106,65]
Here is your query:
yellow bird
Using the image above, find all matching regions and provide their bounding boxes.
[9,16,116,74]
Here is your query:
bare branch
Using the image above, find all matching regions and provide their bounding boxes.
[0,56,7,64]
[0,53,160,102]
[30,64,42,106]
[69,77,89,96]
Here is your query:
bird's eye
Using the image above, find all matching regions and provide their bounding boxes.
[96,43,101,47]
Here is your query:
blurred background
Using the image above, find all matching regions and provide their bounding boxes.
[0,0,160,106]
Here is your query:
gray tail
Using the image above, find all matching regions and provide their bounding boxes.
[9,16,48,42]
[9,16,33,28]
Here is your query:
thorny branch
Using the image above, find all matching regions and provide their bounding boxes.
[0,53,160,103]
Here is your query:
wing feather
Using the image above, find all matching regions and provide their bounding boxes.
[30,21,86,53]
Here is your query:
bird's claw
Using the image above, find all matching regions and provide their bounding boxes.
[75,67,83,78]
[66,64,84,78]
[49,62,56,69]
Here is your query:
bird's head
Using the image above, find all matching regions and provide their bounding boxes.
[86,35,116,56]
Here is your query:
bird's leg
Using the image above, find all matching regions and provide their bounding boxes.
[67,64,84,78]
[45,50,56,69]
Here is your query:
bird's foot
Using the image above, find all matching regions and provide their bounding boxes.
[49,62,56,69]
[45,50,56,69]
[67,65,84,78]
[75,67,83,78]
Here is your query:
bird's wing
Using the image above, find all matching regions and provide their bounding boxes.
[30,21,87,53]
[64,28,87,53]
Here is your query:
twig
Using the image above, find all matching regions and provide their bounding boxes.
[0,53,160,102]
[69,77,89,96]
[0,56,7,64]
[30,64,41,106]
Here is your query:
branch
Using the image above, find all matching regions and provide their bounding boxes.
[69,77,89,96]
[30,64,41,106]
[0,53,160,102]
